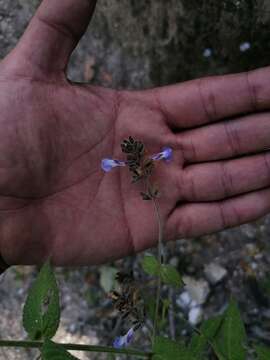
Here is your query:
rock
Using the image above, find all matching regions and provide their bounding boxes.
[176,291,192,309]
[203,48,212,57]
[204,263,228,285]
[169,256,179,267]
[188,307,203,326]
[239,41,251,52]
[183,276,210,305]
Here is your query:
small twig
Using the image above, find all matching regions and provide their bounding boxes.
[168,288,175,340]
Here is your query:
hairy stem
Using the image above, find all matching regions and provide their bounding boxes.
[0,340,151,358]
[145,177,164,342]
[152,196,163,342]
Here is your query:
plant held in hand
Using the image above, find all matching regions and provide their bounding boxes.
[101,137,174,346]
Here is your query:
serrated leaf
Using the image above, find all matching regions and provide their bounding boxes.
[214,299,246,360]
[160,265,183,288]
[189,315,223,359]
[142,255,159,276]
[153,337,195,360]
[41,339,80,359]
[255,345,270,360]
[23,260,60,340]
[99,266,118,293]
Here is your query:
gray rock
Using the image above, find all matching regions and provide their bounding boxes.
[183,276,210,305]
[204,263,228,285]
[188,306,203,326]
[176,291,192,309]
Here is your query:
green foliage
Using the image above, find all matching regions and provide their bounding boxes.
[213,299,247,360]
[142,255,183,288]
[41,339,79,360]
[160,265,183,289]
[189,315,223,359]
[160,299,170,326]
[153,336,195,360]
[142,255,159,276]
[255,345,270,360]
[144,295,156,323]
[23,260,60,340]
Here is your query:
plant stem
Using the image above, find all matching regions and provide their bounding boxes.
[0,340,151,358]
[151,190,164,343]
[144,177,164,342]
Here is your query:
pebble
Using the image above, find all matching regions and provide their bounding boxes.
[251,262,258,270]
[169,256,179,267]
[203,48,212,57]
[262,309,270,319]
[16,287,24,296]
[176,291,192,309]
[239,41,251,52]
[204,263,228,285]
[68,323,78,334]
[183,276,210,305]
[188,306,203,325]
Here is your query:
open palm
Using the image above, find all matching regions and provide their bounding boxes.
[1,0,270,266]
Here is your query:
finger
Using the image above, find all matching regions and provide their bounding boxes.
[178,152,270,202]
[167,188,270,239]
[151,66,270,129]
[7,0,97,74]
[178,112,270,164]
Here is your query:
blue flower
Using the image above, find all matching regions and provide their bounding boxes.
[113,328,134,349]
[101,158,126,172]
[151,147,173,162]
[101,146,173,173]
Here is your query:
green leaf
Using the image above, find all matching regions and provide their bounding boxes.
[41,339,80,359]
[255,345,270,360]
[214,299,246,360]
[23,260,60,340]
[211,344,227,360]
[142,256,183,288]
[153,336,195,360]
[99,266,118,293]
[142,255,159,276]
[144,295,156,323]
[189,315,223,358]
[160,265,183,288]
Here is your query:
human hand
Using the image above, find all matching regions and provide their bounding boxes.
[1,0,270,266]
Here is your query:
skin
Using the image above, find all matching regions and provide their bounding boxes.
[1,0,270,266]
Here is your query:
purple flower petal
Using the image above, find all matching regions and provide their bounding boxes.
[101,158,126,172]
[126,328,134,344]
[151,152,163,161]
[113,336,125,349]
[162,147,173,162]
[113,328,134,349]
[151,147,173,162]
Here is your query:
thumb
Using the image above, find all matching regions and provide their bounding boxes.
[4,0,97,77]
